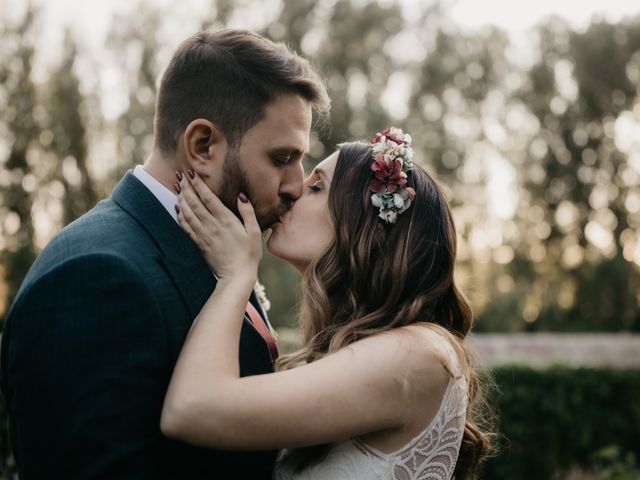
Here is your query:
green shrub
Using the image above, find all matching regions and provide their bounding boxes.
[482,366,640,480]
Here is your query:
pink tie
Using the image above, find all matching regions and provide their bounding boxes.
[246,301,279,362]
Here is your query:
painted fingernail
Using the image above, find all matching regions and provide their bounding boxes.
[176,171,183,182]
[239,192,248,203]
[174,183,181,195]
[187,168,195,179]
[175,204,180,214]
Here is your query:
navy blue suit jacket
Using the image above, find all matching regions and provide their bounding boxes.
[0,172,277,479]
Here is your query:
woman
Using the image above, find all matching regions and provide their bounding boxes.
[161,128,495,479]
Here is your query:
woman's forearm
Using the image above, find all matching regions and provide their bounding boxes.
[184,273,255,376]
[162,271,256,431]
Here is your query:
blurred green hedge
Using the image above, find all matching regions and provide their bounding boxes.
[0,366,638,479]
[482,366,640,480]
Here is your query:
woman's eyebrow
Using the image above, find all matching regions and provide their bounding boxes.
[313,167,327,180]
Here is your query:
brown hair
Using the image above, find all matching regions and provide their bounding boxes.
[154,29,330,152]
[277,142,498,478]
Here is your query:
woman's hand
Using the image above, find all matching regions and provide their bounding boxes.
[175,169,262,282]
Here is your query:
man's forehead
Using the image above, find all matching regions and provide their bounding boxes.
[242,95,312,152]
[264,97,311,137]
[257,124,311,154]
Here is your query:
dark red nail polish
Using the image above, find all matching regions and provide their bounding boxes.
[174,183,181,194]
[175,204,180,214]
[176,171,183,182]
[187,169,195,179]
[239,192,248,203]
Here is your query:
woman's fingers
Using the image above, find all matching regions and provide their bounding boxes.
[176,190,206,244]
[174,170,262,278]
[237,193,260,237]
[186,170,228,217]
[237,193,263,267]
[177,171,217,226]
[176,206,198,244]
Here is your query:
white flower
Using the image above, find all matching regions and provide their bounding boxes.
[401,146,414,161]
[398,198,412,214]
[254,280,271,312]
[371,142,387,155]
[393,193,405,208]
[371,193,383,208]
[380,210,398,224]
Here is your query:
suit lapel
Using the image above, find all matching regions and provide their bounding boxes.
[111,171,216,316]
[159,257,216,318]
[110,171,269,341]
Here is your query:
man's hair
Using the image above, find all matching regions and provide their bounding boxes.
[154,29,330,152]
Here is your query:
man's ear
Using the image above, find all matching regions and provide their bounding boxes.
[182,119,228,173]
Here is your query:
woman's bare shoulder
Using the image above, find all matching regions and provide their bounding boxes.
[349,324,455,392]
[344,324,456,437]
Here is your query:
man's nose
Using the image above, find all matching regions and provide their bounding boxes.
[279,164,304,201]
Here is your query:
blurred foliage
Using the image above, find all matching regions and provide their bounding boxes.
[1,0,640,330]
[0,5,39,317]
[482,366,640,480]
[586,445,640,480]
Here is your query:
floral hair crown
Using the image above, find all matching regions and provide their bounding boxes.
[369,127,416,224]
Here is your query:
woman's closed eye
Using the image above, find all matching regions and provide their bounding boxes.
[307,181,323,192]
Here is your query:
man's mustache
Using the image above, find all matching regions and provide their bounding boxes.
[260,199,294,229]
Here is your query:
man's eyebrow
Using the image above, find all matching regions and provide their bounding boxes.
[268,146,304,157]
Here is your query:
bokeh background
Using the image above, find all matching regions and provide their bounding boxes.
[1,0,640,478]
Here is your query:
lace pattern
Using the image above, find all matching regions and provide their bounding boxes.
[274,341,468,480]
[355,378,467,480]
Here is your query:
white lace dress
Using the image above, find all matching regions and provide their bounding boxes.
[273,342,468,480]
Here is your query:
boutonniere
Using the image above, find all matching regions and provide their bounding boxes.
[254,280,271,312]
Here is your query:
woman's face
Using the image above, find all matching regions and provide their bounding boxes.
[266,151,338,272]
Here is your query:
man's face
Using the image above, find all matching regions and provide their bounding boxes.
[219,93,312,231]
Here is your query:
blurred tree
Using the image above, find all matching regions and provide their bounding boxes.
[402,15,514,324]
[107,1,162,180]
[491,16,640,332]
[47,31,97,224]
[0,5,40,319]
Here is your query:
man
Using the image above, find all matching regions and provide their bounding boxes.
[0,29,329,479]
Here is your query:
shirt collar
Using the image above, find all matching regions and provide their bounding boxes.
[133,164,178,223]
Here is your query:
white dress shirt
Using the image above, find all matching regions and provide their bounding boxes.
[133,164,178,223]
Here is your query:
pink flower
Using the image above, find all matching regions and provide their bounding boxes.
[386,160,408,193]
[370,178,387,193]
[384,132,406,146]
[371,154,387,176]
[370,157,407,193]
[370,127,408,146]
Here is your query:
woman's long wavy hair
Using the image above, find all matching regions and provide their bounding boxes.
[276,141,498,478]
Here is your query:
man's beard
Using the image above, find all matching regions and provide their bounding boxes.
[218,150,291,231]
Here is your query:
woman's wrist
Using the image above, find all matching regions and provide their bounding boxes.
[216,268,258,292]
